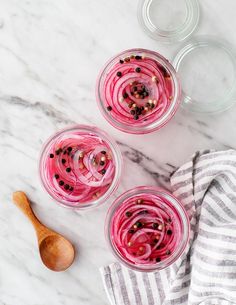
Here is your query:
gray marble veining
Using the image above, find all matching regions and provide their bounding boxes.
[1,0,236,304]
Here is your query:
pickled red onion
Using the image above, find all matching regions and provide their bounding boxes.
[110,194,182,266]
[102,53,174,127]
[40,129,116,205]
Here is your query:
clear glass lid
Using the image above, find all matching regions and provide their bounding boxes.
[138,0,200,43]
[172,37,236,114]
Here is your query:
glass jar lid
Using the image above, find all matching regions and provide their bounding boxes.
[172,37,236,114]
[138,0,200,43]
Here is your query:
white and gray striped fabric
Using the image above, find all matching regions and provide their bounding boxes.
[100,150,236,305]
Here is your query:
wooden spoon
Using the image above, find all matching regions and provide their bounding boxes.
[12,191,75,272]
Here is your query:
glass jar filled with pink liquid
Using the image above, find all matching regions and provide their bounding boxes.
[96,48,181,134]
[105,186,189,272]
[39,125,122,210]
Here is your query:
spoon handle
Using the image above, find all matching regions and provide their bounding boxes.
[12,191,46,234]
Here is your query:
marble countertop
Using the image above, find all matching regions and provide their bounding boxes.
[1,1,236,304]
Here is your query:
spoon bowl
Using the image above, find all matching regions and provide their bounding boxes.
[39,235,75,271]
[12,191,75,272]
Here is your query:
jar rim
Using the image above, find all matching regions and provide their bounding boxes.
[105,186,190,272]
[137,0,200,44]
[96,48,181,134]
[39,124,123,210]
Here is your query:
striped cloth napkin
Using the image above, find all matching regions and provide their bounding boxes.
[100,150,236,305]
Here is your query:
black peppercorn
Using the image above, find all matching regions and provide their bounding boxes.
[152,223,158,229]
[136,108,142,115]
[125,211,132,217]
[130,110,135,115]
[136,222,143,228]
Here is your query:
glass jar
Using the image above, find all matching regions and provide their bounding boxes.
[105,186,190,272]
[39,125,122,210]
[137,0,200,44]
[173,36,236,114]
[96,48,181,134]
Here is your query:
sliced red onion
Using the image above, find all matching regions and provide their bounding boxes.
[44,132,115,204]
[110,194,182,265]
[103,54,174,127]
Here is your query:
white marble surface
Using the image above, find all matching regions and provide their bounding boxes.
[1,1,236,304]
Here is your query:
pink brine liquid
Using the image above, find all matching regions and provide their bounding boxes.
[40,126,121,208]
[97,49,181,134]
[108,188,189,269]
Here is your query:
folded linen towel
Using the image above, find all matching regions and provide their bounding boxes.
[100,150,236,305]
